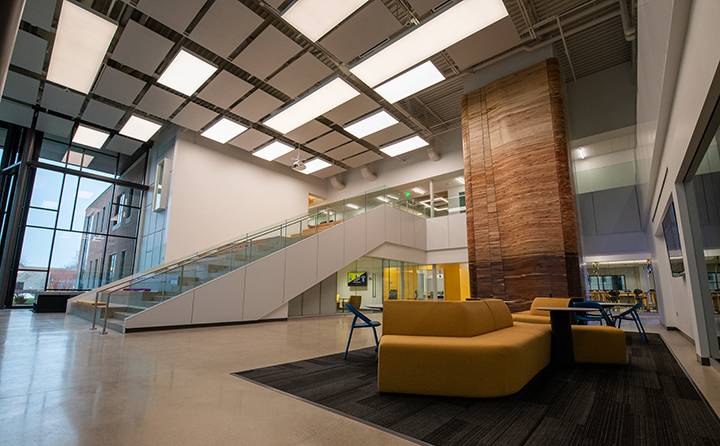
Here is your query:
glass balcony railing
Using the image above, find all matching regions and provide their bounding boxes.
[91,185,442,332]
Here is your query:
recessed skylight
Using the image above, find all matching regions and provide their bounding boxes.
[119,115,162,142]
[380,135,429,157]
[344,110,398,138]
[72,125,109,149]
[374,61,445,103]
[301,158,332,174]
[282,0,369,42]
[201,118,248,144]
[157,50,217,96]
[350,0,508,87]
[46,1,117,94]
[252,141,294,161]
[264,78,359,134]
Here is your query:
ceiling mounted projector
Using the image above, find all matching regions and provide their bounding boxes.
[291,149,306,171]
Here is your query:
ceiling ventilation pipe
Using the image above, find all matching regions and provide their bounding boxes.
[361,166,377,182]
[427,144,441,161]
[330,176,345,190]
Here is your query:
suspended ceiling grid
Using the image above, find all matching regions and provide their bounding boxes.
[2,0,634,179]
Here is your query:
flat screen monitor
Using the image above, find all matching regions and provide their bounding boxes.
[662,202,685,277]
[348,272,367,286]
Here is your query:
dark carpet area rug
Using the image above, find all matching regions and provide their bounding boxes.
[233,333,720,446]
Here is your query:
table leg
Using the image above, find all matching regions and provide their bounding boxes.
[549,311,575,366]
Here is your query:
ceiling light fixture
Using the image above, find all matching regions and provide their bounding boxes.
[346,203,360,209]
[252,141,294,161]
[380,135,429,157]
[157,49,217,96]
[61,151,94,167]
[119,115,162,142]
[374,61,445,103]
[386,194,399,200]
[201,118,248,144]
[72,125,109,149]
[282,0,369,42]
[412,187,426,194]
[350,0,508,87]
[301,158,332,174]
[457,176,465,184]
[377,196,389,202]
[46,1,117,94]
[264,78,359,134]
[579,148,586,159]
[344,110,398,138]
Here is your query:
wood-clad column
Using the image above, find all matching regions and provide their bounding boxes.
[461,58,582,310]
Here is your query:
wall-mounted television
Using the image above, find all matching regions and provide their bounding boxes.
[348,272,367,286]
[662,202,685,277]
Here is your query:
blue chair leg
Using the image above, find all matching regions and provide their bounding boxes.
[344,317,358,359]
[632,312,648,343]
[371,327,379,352]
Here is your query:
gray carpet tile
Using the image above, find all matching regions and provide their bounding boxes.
[233,333,720,446]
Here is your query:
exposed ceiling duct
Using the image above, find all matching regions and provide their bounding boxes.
[361,166,377,182]
[330,175,346,190]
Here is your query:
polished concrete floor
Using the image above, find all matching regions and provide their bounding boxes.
[1,310,720,446]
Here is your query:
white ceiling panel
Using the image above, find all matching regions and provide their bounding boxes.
[41,84,85,117]
[3,72,39,104]
[342,150,383,168]
[232,26,302,80]
[267,53,333,98]
[106,135,143,155]
[363,122,414,146]
[197,71,253,109]
[325,141,367,160]
[231,90,284,122]
[35,113,74,139]
[171,102,217,131]
[445,17,521,71]
[93,67,146,106]
[135,0,206,33]
[322,94,379,125]
[10,30,47,74]
[82,100,127,129]
[136,87,185,119]
[228,128,273,151]
[306,131,351,152]
[311,164,346,179]
[22,0,57,31]
[111,21,175,75]
[319,0,402,64]
[190,0,263,57]
[274,148,311,166]
[0,100,33,127]
[284,120,331,143]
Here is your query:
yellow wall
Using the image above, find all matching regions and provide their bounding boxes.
[383,263,470,300]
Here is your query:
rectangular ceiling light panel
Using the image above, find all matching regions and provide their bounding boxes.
[120,115,162,141]
[253,141,294,161]
[47,1,118,94]
[264,78,359,134]
[374,61,444,103]
[72,125,109,149]
[201,118,248,144]
[158,50,217,96]
[282,0,369,42]
[380,135,428,157]
[344,110,398,138]
[301,158,331,174]
[350,0,508,87]
[61,151,94,167]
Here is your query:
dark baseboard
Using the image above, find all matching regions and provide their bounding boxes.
[124,317,288,333]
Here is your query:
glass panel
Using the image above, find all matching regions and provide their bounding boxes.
[74,178,113,232]
[39,138,69,168]
[248,226,283,263]
[109,206,139,238]
[14,271,46,305]
[19,227,54,269]
[104,236,136,285]
[56,174,78,230]
[81,149,117,178]
[27,207,57,228]
[30,168,63,210]
[78,234,106,289]
[62,148,86,170]
[47,230,83,290]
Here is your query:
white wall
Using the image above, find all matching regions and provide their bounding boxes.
[639,0,720,357]
[164,130,327,261]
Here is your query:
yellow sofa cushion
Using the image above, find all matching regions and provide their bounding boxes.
[529,297,572,316]
[382,299,511,337]
[378,323,551,398]
[511,312,551,324]
[572,325,627,364]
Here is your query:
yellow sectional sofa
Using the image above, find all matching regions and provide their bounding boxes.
[378,299,552,398]
[572,325,627,364]
[511,297,573,324]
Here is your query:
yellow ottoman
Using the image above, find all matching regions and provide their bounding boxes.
[571,325,627,364]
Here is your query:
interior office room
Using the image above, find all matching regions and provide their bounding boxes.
[1,0,720,444]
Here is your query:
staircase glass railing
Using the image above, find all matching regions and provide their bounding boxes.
[92,185,429,332]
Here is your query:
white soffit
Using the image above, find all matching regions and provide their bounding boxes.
[135,0,206,33]
[197,71,253,109]
[232,26,302,80]
[231,90,285,122]
[350,0,508,87]
[190,0,263,57]
[111,20,174,75]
